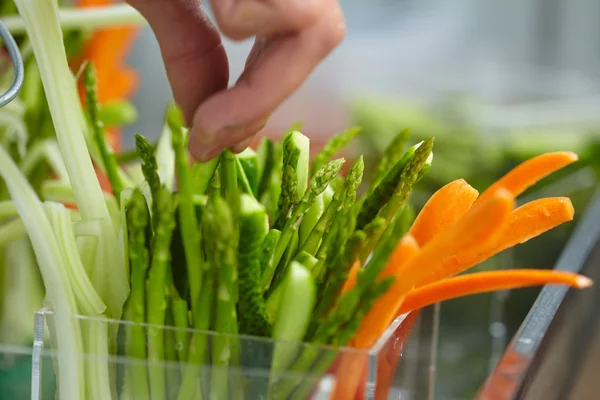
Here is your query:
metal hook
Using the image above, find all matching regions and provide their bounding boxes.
[0,20,24,108]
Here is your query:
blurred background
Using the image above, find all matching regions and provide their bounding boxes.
[1,0,599,398]
[124,1,600,398]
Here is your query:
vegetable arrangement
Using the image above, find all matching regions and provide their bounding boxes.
[0,1,594,400]
[0,0,139,347]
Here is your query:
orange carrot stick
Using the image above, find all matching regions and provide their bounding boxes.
[401,188,514,290]
[332,236,420,400]
[397,269,592,315]
[477,152,578,204]
[421,197,575,286]
[409,178,479,246]
[350,234,420,349]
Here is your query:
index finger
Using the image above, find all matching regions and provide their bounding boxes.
[188,5,345,161]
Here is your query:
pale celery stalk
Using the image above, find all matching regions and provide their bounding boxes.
[13,0,129,320]
[0,218,26,246]
[4,3,146,34]
[0,238,44,346]
[45,203,112,400]
[40,180,120,229]
[19,138,70,183]
[44,202,106,316]
[0,146,84,400]
[0,108,28,156]
[76,235,98,277]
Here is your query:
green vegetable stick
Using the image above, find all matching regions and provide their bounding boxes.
[168,105,204,318]
[301,157,364,256]
[146,187,177,400]
[259,229,281,278]
[264,158,345,292]
[312,221,400,343]
[371,128,411,188]
[298,191,324,247]
[268,261,316,396]
[235,156,255,196]
[237,147,260,196]
[165,308,182,400]
[359,139,433,262]
[275,130,310,229]
[256,137,276,199]
[355,141,422,229]
[190,157,220,195]
[97,100,138,128]
[82,63,124,200]
[123,190,150,400]
[170,285,190,363]
[238,193,271,336]
[208,196,237,400]
[310,126,361,176]
[135,134,161,217]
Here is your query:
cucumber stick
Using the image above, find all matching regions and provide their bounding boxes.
[269,262,315,385]
[299,192,324,247]
[238,194,271,336]
[237,147,260,196]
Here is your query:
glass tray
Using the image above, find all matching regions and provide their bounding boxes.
[28,305,439,400]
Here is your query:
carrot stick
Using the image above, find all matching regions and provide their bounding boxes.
[350,234,420,349]
[331,236,420,400]
[476,152,578,205]
[400,188,514,291]
[421,197,575,286]
[397,269,592,315]
[350,188,512,350]
[409,179,479,246]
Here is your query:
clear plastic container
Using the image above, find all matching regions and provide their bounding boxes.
[29,306,439,400]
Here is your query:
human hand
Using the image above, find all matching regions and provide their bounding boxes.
[126,0,346,161]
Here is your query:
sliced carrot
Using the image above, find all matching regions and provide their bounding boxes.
[397,269,592,315]
[331,351,370,400]
[476,152,578,205]
[421,197,575,286]
[400,188,514,291]
[409,178,479,246]
[350,234,420,349]
[373,311,420,400]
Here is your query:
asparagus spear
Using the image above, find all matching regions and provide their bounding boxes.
[146,187,177,400]
[207,195,237,400]
[310,126,361,176]
[301,157,364,256]
[263,158,345,292]
[82,63,124,201]
[371,128,411,188]
[123,189,150,400]
[168,105,204,318]
[274,131,310,229]
[355,141,420,229]
[135,133,161,218]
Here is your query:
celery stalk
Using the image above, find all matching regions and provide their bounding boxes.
[0,146,84,400]
[13,0,129,320]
